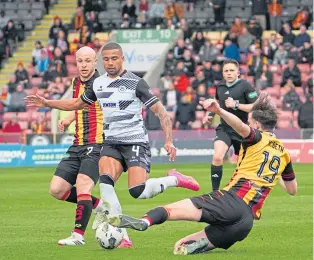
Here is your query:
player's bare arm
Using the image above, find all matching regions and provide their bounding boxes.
[150,101,176,161]
[200,99,251,138]
[58,111,76,132]
[24,95,87,111]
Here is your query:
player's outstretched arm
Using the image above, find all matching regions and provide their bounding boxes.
[200,99,251,138]
[150,101,176,161]
[24,95,87,111]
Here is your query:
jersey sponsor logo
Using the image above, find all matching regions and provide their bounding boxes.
[248,91,258,98]
[118,86,127,93]
[102,102,117,108]
[224,91,230,94]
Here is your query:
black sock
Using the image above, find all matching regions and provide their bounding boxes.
[211,165,223,191]
[73,197,93,235]
[64,187,99,209]
[144,207,168,226]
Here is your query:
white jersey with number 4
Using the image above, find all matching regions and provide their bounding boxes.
[81,70,159,144]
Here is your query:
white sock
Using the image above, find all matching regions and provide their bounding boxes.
[94,199,105,213]
[138,176,177,199]
[142,218,151,227]
[99,183,130,240]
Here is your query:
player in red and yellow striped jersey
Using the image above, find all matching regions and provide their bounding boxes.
[107,94,297,255]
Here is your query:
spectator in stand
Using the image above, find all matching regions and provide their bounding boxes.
[183,0,195,11]
[251,0,267,30]
[174,94,196,130]
[237,27,255,53]
[49,16,67,44]
[86,11,101,33]
[179,18,192,40]
[173,38,186,59]
[73,7,85,31]
[54,30,69,55]
[0,30,6,69]
[47,76,65,99]
[273,43,288,65]
[31,114,49,133]
[162,81,181,112]
[7,75,17,93]
[230,17,245,37]
[185,85,197,104]
[182,49,195,76]
[8,84,27,112]
[43,59,67,82]
[280,23,295,45]
[164,1,184,25]
[139,0,149,24]
[281,58,301,87]
[269,33,280,51]
[211,0,226,25]
[291,7,312,30]
[247,16,263,40]
[294,25,311,48]
[255,64,273,91]
[53,47,66,64]
[193,32,205,54]
[32,41,44,66]
[0,11,9,30]
[175,60,188,74]
[223,31,238,46]
[223,40,240,63]
[160,71,173,91]
[149,0,165,26]
[248,48,268,76]
[3,20,16,57]
[199,39,220,62]
[306,77,313,95]
[192,70,207,90]
[261,39,275,62]
[211,61,223,83]
[202,60,212,81]
[268,0,283,32]
[3,115,21,133]
[36,49,50,77]
[173,69,190,93]
[286,44,299,61]
[300,41,313,64]
[0,85,11,112]
[79,25,92,46]
[122,0,137,25]
[88,38,102,52]
[14,61,29,88]
[298,96,313,128]
[164,50,176,73]
[282,80,302,111]
[195,83,209,111]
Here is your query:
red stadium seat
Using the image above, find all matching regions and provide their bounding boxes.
[46,111,51,121]
[196,111,205,120]
[67,65,79,76]
[276,119,291,129]
[31,111,45,120]
[19,121,29,130]
[280,87,289,96]
[270,97,282,108]
[301,72,311,82]
[3,112,17,122]
[269,64,281,73]
[273,74,282,84]
[191,120,202,129]
[17,112,30,122]
[278,110,294,120]
[297,64,310,73]
[263,87,280,98]
[65,55,76,65]
[292,118,299,128]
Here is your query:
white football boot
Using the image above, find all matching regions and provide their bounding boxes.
[58,232,85,246]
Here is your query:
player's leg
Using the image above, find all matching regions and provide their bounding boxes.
[125,145,199,199]
[211,126,231,191]
[97,144,132,247]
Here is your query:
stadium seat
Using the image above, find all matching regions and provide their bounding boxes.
[301,72,311,82]
[3,112,17,122]
[278,110,294,120]
[19,121,29,130]
[68,66,79,77]
[17,112,30,122]
[31,112,45,121]
[276,119,291,129]
[46,111,52,121]
[65,55,76,65]
[196,111,205,120]
[280,87,289,96]
[269,64,281,73]
[192,120,202,129]
[298,64,311,73]
[262,87,280,98]
[273,74,282,85]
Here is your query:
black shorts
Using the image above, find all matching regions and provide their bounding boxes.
[54,144,102,185]
[100,142,151,173]
[215,124,243,155]
[190,190,254,250]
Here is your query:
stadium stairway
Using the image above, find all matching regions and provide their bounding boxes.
[0,0,76,87]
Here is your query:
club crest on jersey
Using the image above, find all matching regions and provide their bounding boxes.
[119,86,127,92]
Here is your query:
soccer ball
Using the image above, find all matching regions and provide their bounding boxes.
[96,222,123,249]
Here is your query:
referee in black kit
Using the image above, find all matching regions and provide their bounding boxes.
[203,59,259,191]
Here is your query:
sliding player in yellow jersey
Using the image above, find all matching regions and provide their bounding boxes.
[108,94,297,255]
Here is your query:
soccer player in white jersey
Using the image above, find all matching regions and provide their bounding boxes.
[25,44,200,247]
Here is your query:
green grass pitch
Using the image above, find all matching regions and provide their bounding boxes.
[0,163,312,260]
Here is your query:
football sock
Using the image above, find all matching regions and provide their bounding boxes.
[62,187,100,209]
[211,165,223,191]
[73,194,93,236]
[142,207,169,226]
[99,174,130,241]
[137,177,177,199]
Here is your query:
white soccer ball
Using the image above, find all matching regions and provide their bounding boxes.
[96,222,124,249]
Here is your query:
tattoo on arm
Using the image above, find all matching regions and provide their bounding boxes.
[150,101,173,143]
